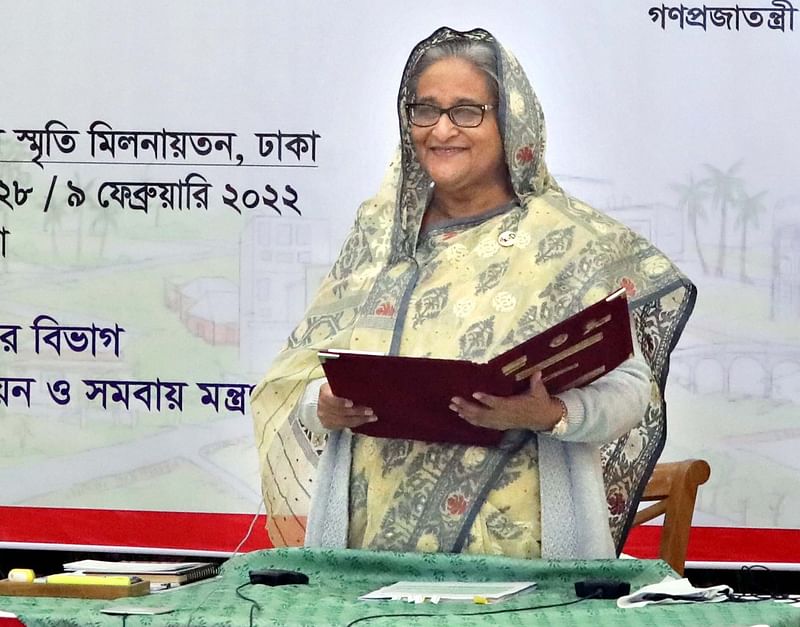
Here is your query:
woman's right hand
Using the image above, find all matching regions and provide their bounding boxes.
[317,383,377,430]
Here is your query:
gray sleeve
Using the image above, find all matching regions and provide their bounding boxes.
[548,321,652,444]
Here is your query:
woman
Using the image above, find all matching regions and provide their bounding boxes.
[251,27,695,559]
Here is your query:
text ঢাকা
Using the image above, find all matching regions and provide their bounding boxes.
[4,120,320,168]
[0,120,322,258]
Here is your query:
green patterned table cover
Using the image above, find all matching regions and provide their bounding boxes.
[2,548,798,626]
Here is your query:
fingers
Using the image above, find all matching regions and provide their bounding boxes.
[450,370,552,431]
[470,369,542,409]
[470,391,500,409]
[317,383,377,430]
[318,401,377,430]
[528,370,548,397]
[451,394,530,431]
[449,395,494,426]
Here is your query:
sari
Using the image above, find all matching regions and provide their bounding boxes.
[251,27,696,557]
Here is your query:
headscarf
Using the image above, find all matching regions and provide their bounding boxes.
[251,26,696,552]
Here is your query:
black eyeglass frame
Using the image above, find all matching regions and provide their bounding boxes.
[405,102,496,128]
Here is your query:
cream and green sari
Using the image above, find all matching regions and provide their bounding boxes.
[251,27,695,557]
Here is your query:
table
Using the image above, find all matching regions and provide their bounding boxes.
[2,548,798,626]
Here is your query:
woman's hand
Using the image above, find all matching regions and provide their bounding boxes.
[449,371,563,432]
[317,383,377,431]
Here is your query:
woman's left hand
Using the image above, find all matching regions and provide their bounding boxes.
[450,370,563,432]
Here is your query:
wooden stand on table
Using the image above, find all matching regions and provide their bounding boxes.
[0,579,149,600]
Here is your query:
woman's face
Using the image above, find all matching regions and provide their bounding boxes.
[410,56,507,199]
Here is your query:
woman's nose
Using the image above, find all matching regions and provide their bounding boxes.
[431,113,458,140]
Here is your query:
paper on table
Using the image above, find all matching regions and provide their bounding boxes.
[359,581,536,603]
[64,560,208,574]
[100,606,174,615]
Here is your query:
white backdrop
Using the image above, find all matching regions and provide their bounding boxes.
[1,0,798,560]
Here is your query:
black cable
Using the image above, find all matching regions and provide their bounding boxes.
[731,564,795,602]
[343,590,601,626]
[235,581,262,627]
[710,565,800,604]
[740,563,781,596]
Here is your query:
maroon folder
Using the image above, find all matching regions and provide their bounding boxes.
[318,288,633,447]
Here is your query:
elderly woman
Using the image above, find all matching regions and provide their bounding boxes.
[251,27,695,560]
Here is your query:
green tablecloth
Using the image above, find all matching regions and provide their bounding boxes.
[2,548,798,626]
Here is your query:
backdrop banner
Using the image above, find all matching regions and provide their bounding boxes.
[1,1,798,562]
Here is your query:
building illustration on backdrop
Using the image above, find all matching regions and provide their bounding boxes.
[165,277,240,346]
[771,220,800,320]
[238,215,331,375]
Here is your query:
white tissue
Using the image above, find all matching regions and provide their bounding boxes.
[617,576,732,608]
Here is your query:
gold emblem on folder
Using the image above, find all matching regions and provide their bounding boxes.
[501,355,528,376]
[549,333,568,348]
[515,333,603,381]
[542,362,579,383]
[584,315,611,335]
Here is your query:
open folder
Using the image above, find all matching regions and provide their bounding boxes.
[318,288,633,447]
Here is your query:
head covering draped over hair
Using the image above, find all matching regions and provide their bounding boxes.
[251,27,695,553]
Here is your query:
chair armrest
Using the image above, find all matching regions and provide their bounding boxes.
[641,459,711,501]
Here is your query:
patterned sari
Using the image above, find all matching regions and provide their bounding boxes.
[251,27,696,555]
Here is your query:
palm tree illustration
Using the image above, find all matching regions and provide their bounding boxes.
[671,174,711,274]
[74,195,85,262]
[88,182,118,259]
[702,162,745,277]
[66,176,91,263]
[42,188,64,259]
[733,189,767,284]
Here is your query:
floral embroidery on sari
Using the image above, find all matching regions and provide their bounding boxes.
[349,435,541,558]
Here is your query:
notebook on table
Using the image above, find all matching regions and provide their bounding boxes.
[63,560,219,585]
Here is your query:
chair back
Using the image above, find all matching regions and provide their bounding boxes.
[632,459,711,574]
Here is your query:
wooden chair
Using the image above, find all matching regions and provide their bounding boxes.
[632,459,711,575]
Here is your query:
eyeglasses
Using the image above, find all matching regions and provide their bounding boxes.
[406,103,495,128]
